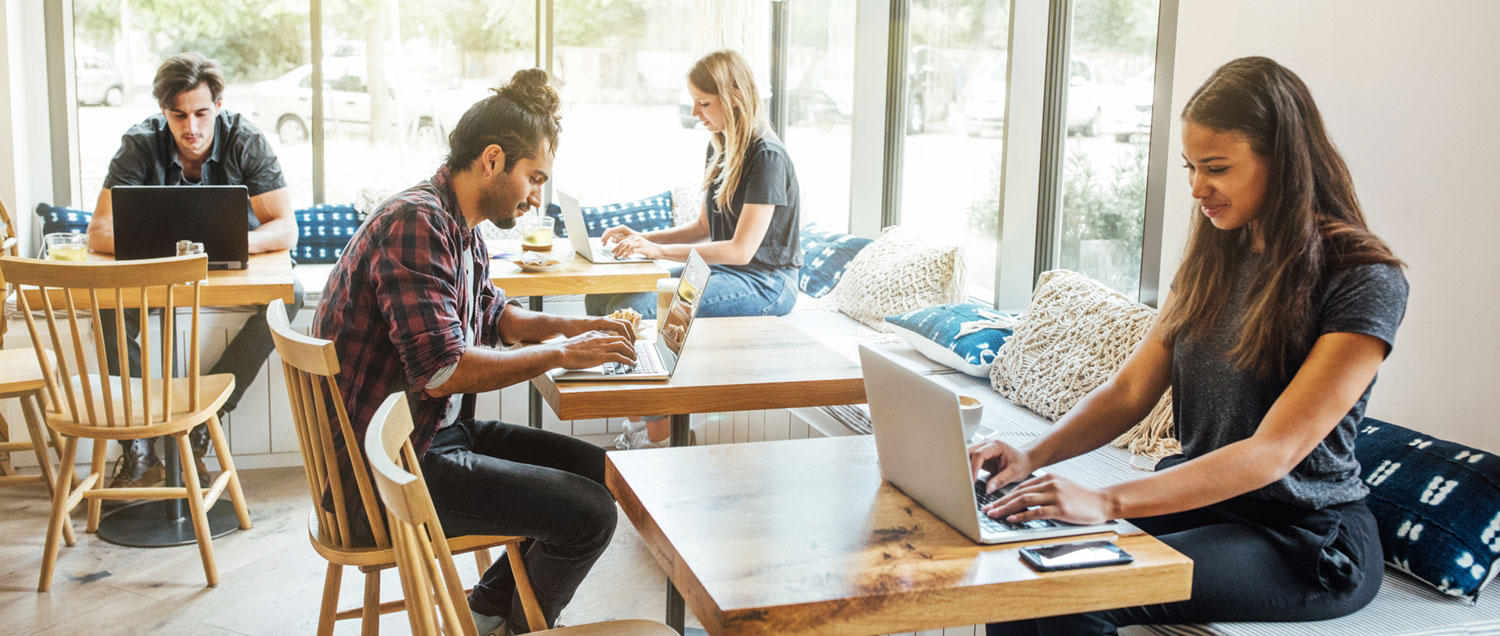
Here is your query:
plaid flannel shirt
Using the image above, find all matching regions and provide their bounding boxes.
[312,166,515,540]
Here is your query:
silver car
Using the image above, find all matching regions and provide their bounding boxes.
[77,54,124,107]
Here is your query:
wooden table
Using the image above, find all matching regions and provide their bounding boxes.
[533,316,868,632]
[606,435,1194,635]
[19,250,296,547]
[489,243,670,429]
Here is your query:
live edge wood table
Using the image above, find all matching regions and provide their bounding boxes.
[20,250,296,548]
[606,435,1195,635]
[488,245,669,429]
[532,316,870,632]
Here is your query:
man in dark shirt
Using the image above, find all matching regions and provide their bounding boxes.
[85,52,304,489]
[315,69,635,635]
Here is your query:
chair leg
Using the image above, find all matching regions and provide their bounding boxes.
[205,412,251,529]
[38,435,77,592]
[20,394,55,496]
[84,433,107,533]
[362,569,381,636]
[0,410,13,477]
[506,540,548,632]
[474,548,492,573]
[176,431,218,587]
[317,562,343,636]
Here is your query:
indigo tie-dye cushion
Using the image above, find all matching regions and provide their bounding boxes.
[34,203,92,236]
[1356,417,1500,599]
[883,302,1014,377]
[544,191,674,238]
[293,204,363,264]
[797,224,873,298]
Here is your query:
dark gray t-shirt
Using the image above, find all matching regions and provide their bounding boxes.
[1171,251,1409,509]
[102,110,286,230]
[703,131,802,271]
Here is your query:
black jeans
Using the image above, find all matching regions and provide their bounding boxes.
[987,494,1384,635]
[100,279,305,453]
[421,419,617,631]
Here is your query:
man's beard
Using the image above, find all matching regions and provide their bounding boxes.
[478,178,524,229]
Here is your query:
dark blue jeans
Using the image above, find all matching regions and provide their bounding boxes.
[421,419,617,631]
[585,264,798,319]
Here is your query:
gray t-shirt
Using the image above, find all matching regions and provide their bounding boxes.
[1171,251,1409,509]
[703,131,802,271]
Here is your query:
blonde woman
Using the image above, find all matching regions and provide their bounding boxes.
[586,49,803,449]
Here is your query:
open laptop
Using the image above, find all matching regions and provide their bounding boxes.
[556,190,648,264]
[551,249,710,382]
[111,185,250,270]
[859,344,1120,544]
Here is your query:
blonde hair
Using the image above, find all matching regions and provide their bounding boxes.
[688,49,768,213]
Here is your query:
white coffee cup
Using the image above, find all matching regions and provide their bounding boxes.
[958,395,984,442]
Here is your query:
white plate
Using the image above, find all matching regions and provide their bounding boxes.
[514,259,564,273]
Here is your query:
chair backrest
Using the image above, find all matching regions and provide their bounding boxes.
[366,392,478,636]
[0,254,208,429]
[266,297,389,550]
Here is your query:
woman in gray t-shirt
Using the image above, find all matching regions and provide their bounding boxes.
[977,57,1407,634]
[585,49,803,449]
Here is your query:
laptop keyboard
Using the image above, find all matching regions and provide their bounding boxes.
[601,343,664,376]
[974,480,1058,533]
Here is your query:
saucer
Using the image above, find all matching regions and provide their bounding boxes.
[513,256,565,273]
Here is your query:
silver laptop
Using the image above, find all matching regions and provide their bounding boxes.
[859,344,1120,544]
[551,249,710,382]
[556,190,649,264]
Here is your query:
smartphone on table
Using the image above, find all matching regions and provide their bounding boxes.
[1018,539,1133,572]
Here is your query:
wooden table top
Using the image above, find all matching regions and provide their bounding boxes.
[532,316,867,420]
[488,243,669,297]
[606,435,1193,636]
[19,250,296,308]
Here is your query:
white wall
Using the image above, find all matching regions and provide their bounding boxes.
[1159,2,1500,450]
[0,0,54,253]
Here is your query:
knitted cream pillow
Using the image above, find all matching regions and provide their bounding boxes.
[989,270,1179,458]
[833,226,966,332]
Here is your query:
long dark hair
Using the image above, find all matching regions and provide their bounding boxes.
[1159,56,1402,378]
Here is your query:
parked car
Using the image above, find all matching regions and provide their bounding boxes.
[77,54,124,107]
[1104,70,1154,143]
[1065,59,1108,137]
[252,61,478,148]
[961,58,1112,138]
[961,60,1007,137]
[905,45,960,134]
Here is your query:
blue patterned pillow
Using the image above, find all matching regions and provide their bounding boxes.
[293,204,363,264]
[35,203,92,236]
[544,191,674,238]
[798,224,873,298]
[883,303,1014,377]
[1356,418,1500,599]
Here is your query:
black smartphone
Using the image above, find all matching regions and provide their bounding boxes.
[1018,540,1133,572]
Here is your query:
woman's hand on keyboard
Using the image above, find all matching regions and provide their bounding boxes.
[981,473,1116,526]
[969,440,1033,495]
[553,330,638,370]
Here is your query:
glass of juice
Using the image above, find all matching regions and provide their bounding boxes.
[43,233,89,261]
[520,216,555,251]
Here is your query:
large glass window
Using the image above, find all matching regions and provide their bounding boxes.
[1055,0,1160,298]
[899,1,1009,300]
[318,1,534,206]
[783,0,857,233]
[72,0,312,207]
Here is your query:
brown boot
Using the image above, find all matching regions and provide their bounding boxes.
[109,438,164,489]
[188,421,214,485]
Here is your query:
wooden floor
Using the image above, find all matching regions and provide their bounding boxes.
[0,439,699,635]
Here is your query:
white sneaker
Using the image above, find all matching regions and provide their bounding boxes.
[613,427,694,450]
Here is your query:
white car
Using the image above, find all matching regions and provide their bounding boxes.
[252,61,478,148]
[77,54,124,107]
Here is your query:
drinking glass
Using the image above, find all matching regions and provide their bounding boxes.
[521,216,555,251]
[43,233,89,261]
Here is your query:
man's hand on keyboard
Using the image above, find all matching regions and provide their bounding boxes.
[981,473,1117,526]
[553,330,638,370]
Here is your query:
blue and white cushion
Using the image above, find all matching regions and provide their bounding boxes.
[798,224,873,298]
[883,303,1015,377]
[293,204,363,264]
[544,191,674,238]
[34,203,92,236]
[1356,418,1500,600]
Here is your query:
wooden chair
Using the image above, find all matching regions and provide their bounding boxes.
[366,392,676,636]
[1,253,252,592]
[0,197,68,498]
[267,298,545,636]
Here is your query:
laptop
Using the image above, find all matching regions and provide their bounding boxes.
[859,344,1120,544]
[556,190,648,264]
[111,185,250,270]
[551,249,711,382]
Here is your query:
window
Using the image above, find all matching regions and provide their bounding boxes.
[783,0,857,232]
[1054,0,1161,299]
[899,1,1010,300]
[71,0,312,206]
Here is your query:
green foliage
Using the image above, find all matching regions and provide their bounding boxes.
[966,152,1003,239]
[1072,0,1158,56]
[1057,142,1147,293]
